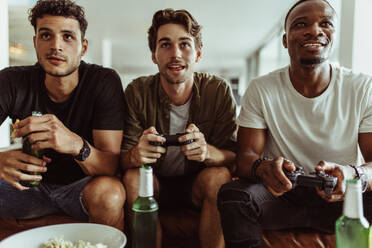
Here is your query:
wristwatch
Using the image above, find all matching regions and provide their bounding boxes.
[251,157,268,181]
[74,138,91,161]
[349,165,367,193]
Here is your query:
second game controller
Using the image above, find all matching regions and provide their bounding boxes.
[284,166,338,195]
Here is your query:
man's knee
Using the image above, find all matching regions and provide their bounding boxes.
[122,168,140,204]
[83,176,126,211]
[196,167,231,195]
[217,180,259,215]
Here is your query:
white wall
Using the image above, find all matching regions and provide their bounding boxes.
[352,0,372,75]
[0,0,10,148]
[339,0,372,75]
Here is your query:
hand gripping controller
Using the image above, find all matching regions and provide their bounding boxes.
[149,133,194,146]
[284,167,338,195]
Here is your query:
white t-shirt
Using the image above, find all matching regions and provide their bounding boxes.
[237,64,372,172]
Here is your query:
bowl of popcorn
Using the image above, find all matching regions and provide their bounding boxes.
[0,223,126,248]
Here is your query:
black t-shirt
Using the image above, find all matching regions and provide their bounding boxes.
[0,61,125,184]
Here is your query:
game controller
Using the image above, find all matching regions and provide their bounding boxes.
[149,133,194,146]
[284,166,338,195]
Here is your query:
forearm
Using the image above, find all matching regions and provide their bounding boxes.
[74,130,122,176]
[235,151,260,178]
[77,144,120,176]
[204,144,236,167]
[120,146,141,170]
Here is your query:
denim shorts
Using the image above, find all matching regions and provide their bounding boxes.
[0,177,92,220]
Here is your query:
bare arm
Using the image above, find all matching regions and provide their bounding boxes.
[235,127,266,177]
[314,132,372,202]
[358,132,372,191]
[76,129,122,176]
[236,126,294,196]
[204,144,235,167]
[15,114,123,176]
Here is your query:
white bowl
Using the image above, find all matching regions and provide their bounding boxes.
[0,223,126,248]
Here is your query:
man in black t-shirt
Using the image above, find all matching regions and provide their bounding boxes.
[0,0,125,230]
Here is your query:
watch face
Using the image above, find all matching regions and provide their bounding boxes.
[360,175,367,192]
[76,139,90,161]
[356,167,367,192]
[81,145,90,161]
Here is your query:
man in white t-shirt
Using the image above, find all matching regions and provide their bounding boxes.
[217,0,372,247]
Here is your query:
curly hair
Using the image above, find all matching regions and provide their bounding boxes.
[148,9,203,53]
[29,0,88,40]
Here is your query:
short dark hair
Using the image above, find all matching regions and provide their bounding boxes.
[284,0,335,29]
[29,0,88,39]
[148,8,203,53]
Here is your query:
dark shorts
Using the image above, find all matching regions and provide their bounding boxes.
[157,174,200,211]
[0,177,92,220]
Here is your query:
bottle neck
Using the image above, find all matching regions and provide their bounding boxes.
[343,180,364,219]
[139,166,154,197]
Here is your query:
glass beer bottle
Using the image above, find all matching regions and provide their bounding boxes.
[132,165,158,248]
[335,179,369,248]
[20,111,44,187]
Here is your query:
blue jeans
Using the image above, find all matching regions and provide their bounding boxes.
[0,177,92,220]
[217,179,372,248]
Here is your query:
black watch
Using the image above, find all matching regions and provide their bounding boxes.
[349,165,367,193]
[251,157,268,181]
[74,138,90,161]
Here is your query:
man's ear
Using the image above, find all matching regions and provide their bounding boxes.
[33,35,36,49]
[151,52,157,64]
[81,39,88,56]
[195,49,202,62]
[282,34,288,49]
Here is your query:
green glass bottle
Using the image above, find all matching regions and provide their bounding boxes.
[132,165,158,248]
[20,111,44,187]
[335,179,369,248]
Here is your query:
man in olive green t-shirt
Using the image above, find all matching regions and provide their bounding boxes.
[120,8,237,248]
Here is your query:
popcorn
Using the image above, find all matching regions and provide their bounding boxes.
[42,237,108,248]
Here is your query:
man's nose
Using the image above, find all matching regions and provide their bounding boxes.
[170,45,182,58]
[304,23,325,38]
[50,36,63,51]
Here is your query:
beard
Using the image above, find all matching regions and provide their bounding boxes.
[160,69,188,85]
[37,52,81,78]
[300,56,327,66]
[164,74,185,85]
[44,64,79,77]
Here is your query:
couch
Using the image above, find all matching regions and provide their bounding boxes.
[0,210,335,248]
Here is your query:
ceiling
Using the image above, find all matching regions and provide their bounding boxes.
[8,0,297,80]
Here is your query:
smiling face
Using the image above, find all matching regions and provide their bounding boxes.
[33,15,87,78]
[283,0,336,67]
[152,23,201,86]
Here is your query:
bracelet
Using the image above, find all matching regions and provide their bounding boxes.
[348,165,367,193]
[251,157,268,181]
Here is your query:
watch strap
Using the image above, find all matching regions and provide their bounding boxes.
[349,165,367,193]
[251,157,268,181]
